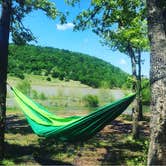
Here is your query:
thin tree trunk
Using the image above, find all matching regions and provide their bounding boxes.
[138,50,143,120]
[128,45,140,139]
[131,55,140,139]
[147,0,166,165]
[0,0,11,160]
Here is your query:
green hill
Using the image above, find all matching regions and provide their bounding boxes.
[8,44,128,88]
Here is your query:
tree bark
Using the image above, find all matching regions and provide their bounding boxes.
[0,0,11,160]
[128,46,140,139]
[147,0,166,165]
[138,50,143,120]
[131,55,140,139]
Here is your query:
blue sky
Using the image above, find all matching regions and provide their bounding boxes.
[22,0,150,77]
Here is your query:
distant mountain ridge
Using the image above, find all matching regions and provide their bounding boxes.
[8,44,128,88]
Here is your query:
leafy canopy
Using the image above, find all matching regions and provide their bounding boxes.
[68,0,149,55]
[0,0,62,45]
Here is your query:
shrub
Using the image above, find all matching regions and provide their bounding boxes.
[10,71,25,79]
[16,79,31,96]
[39,92,47,100]
[58,73,65,80]
[17,73,25,80]
[83,94,99,107]
[46,77,51,81]
[51,67,60,78]
[32,90,39,99]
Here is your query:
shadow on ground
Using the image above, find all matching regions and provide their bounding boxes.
[6,114,33,135]
[4,114,149,165]
[5,114,72,165]
[5,142,72,165]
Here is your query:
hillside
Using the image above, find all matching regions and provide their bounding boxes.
[8,44,128,88]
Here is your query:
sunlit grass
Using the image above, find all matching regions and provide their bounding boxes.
[4,109,150,165]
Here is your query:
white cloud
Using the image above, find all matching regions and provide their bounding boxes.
[56,23,74,31]
[119,58,127,65]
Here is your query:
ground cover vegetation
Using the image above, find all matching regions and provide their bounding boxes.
[2,108,150,166]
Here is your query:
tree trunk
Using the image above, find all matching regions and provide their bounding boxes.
[137,50,143,120]
[0,0,11,160]
[147,0,166,165]
[128,45,140,139]
[131,55,140,139]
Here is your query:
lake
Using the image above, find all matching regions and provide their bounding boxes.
[7,85,133,116]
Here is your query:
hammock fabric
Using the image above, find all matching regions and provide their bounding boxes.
[11,87,136,142]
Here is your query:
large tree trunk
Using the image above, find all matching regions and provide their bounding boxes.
[147,0,166,165]
[0,0,11,160]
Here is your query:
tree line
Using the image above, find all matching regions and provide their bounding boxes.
[8,44,128,89]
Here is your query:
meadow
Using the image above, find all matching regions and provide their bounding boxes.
[2,75,150,165]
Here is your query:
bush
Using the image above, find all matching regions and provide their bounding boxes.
[83,94,99,107]
[32,90,39,99]
[39,92,47,100]
[46,77,51,81]
[10,71,25,79]
[16,79,31,96]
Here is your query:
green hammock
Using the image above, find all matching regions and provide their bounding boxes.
[11,87,135,142]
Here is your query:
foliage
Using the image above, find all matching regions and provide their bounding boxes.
[71,0,149,54]
[16,79,31,96]
[38,92,47,100]
[141,78,150,105]
[31,89,47,100]
[125,76,137,89]
[46,77,51,81]
[8,44,129,88]
[31,89,39,99]
[126,136,149,166]
[83,94,99,107]
[124,76,150,105]
[1,159,15,166]
[9,71,25,80]
[0,0,59,45]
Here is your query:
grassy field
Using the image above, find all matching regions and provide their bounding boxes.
[2,75,150,165]
[7,74,89,87]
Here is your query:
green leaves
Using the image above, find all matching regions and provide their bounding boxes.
[73,0,149,54]
[25,0,58,19]
[64,0,80,6]
[7,0,58,44]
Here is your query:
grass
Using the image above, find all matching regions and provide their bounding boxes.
[3,109,150,166]
[8,74,89,87]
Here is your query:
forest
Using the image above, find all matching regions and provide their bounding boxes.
[8,44,128,88]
